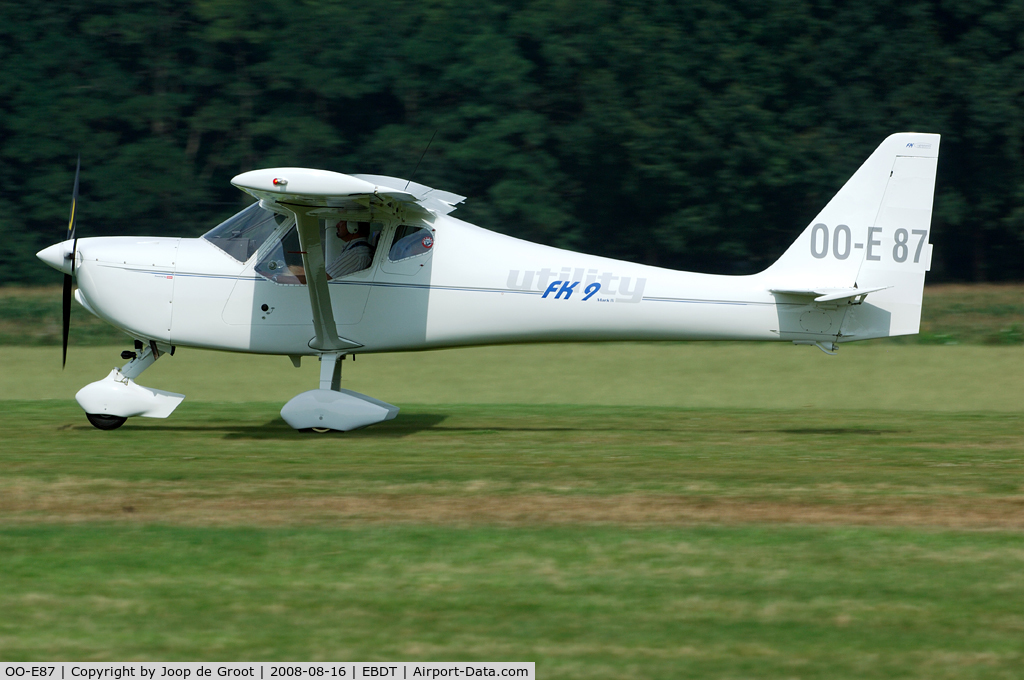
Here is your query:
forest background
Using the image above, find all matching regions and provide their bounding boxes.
[1,0,1022,285]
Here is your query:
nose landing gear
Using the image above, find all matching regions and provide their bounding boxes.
[78,341,184,430]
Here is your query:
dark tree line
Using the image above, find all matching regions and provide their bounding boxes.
[1,0,1023,284]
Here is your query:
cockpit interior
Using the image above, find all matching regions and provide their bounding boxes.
[203,203,435,285]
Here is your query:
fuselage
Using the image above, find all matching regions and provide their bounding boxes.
[45,214,823,356]
[33,136,940,431]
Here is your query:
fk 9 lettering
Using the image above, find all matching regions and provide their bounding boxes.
[809,224,928,263]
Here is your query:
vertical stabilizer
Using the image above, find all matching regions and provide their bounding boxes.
[764,133,939,341]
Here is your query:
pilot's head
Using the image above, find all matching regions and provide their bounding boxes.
[336,220,369,241]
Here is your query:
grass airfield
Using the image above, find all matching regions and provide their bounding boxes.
[2,288,1024,676]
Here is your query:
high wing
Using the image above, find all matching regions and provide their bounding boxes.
[232,168,464,218]
[231,168,465,351]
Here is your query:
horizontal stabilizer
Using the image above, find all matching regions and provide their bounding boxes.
[769,285,890,304]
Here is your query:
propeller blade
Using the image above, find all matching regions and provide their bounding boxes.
[62,156,80,370]
[62,272,72,369]
[67,155,79,241]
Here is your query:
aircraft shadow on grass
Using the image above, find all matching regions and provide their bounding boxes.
[63,419,902,438]
[232,412,449,439]
[100,412,451,439]
[217,416,642,438]
[775,427,891,435]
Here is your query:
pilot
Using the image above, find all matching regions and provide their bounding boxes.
[326,221,373,279]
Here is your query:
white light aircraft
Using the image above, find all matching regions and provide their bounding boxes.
[38,132,939,431]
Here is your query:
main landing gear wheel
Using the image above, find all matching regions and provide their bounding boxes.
[86,413,128,430]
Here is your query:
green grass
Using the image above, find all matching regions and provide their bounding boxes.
[915,284,1024,345]
[1,401,1023,512]
[4,281,1024,674]
[8,342,1024,412]
[2,525,1023,676]
[2,397,1024,674]
[0,286,128,346]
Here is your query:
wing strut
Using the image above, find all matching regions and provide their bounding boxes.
[290,208,358,351]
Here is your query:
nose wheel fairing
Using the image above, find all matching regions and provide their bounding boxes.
[76,343,185,428]
[76,367,185,419]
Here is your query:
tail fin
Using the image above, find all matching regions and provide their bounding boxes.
[764,132,940,341]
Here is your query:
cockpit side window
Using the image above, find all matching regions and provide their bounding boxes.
[388,225,435,261]
[253,218,385,286]
[323,219,377,279]
[203,203,288,263]
[254,226,308,285]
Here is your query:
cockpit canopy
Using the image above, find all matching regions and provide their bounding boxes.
[204,202,434,284]
[203,202,288,263]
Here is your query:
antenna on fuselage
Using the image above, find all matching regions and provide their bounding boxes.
[404,129,438,192]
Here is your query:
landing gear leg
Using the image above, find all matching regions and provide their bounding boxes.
[118,340,161,380]
[310,353,344,432]
[320,351,343,391]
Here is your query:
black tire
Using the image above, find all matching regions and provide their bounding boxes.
[86,413,128,430]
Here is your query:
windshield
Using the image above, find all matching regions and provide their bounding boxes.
[203,203,289,262]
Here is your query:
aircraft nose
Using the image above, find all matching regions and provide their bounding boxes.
[37,240,74,276]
